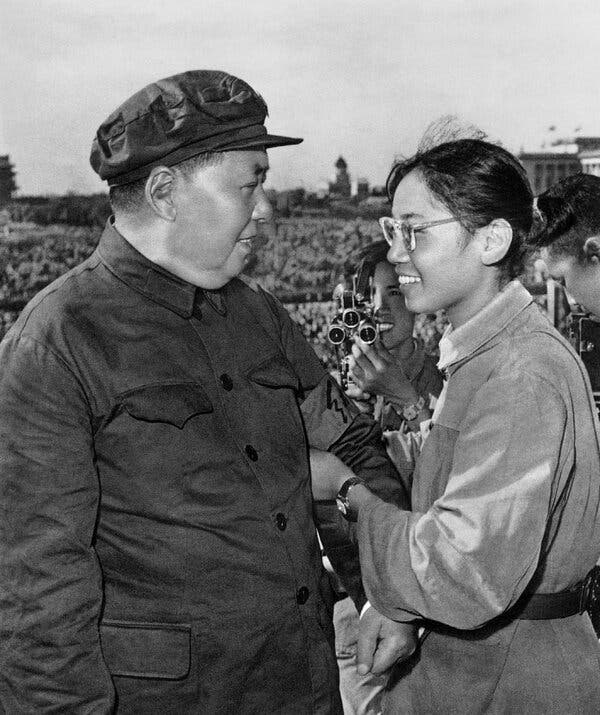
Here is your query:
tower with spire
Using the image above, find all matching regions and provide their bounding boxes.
[329,156,351,198]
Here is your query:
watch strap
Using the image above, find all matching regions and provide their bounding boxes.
[336,476,365,522]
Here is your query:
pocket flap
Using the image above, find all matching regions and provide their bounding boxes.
[120,383,213,428]
[247,354,299,390]
[100,619,191,680]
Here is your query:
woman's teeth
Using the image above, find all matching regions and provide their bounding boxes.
[397,275,421,285]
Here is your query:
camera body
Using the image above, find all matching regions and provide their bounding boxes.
[567,311,600,410]
[327,281,378,389]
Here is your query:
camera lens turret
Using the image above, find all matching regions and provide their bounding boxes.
[357,319,378,344]
[328,320,347,345]
[342,308,360,329]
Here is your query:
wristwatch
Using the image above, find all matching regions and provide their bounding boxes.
[336,476,365,522]
[401,395,426,422]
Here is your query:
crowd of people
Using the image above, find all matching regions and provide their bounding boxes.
[1,67,600,715]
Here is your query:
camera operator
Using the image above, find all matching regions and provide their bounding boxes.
[342,241,443,491]
[326,240,442,715]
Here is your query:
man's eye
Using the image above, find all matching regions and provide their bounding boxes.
[388,288,402,296]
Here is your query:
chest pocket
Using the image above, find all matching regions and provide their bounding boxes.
[246,353,300,391]
[119,382,213,429]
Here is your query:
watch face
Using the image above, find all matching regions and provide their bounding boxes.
[336,477,363,522]
[336,496,348,515]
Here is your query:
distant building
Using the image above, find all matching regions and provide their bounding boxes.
[0,155,17,206]
[272,187,305,215]
[352,177,370,201]
[329,156,351,198]
[579,148,600,177]
[519,137,600,193]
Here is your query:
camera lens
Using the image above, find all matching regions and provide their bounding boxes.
[342,308,360,329]
[358,320,377,344]
[328,323,346,345]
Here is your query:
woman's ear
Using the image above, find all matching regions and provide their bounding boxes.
[479,218,513,266]
[583,236,600,264]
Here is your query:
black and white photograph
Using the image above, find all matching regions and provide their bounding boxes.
[1,1,600,712]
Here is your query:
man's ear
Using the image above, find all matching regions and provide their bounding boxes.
[583,236,600,264]
[144,166,177,221]
[478,219,513,266]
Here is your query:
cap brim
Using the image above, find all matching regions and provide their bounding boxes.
[105,131,303,186]
[219,133,303,151]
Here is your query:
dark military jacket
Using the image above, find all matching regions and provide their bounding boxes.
[0,222,405,714]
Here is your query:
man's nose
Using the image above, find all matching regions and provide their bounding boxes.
[252,187,273,224]
[387,237,410,264]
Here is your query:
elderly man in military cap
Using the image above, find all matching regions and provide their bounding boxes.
[0,70,413,713]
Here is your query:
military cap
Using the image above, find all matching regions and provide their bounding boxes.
[90,70,303,186]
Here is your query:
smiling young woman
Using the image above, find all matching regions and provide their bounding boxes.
[312,138,600,714]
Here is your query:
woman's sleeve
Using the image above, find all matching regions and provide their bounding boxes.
[357,371,566,628]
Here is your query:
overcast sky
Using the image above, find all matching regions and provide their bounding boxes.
[1,0,598,195]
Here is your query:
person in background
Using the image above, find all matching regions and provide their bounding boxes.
[529,172,600,318]
[0,69,414,714]
[345,240,443,492]
[312,139,600,713]
[331,240,442,715]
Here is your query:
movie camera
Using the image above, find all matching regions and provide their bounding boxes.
[327,268,378,389]
[567,311,600,412]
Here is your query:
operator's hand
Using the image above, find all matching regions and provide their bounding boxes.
[349,337,418,406]
[357,607,418,675]
[344,380,375,414]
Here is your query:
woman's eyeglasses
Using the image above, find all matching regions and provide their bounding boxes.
[378,216,460,252]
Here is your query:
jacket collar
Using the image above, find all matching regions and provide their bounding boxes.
[96,218,198,318]
[438,280,533,371]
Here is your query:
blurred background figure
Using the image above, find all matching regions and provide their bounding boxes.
[529,171,600,431]
[530,173,600,319]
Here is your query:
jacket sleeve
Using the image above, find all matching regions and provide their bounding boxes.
[356,371,569,628]
[0,334,115,712]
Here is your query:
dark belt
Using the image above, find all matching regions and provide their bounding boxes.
[513,585,583,620]
[508,566,600,629]
[513,566,600,620]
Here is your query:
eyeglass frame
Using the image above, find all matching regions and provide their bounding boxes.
[378,216,461,252]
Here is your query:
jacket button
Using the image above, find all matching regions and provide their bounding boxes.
[296,586,310,605]
[245,444,258,461]
[219,373,233,391]
[276,513,287,531]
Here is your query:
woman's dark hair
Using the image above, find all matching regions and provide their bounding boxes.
[529,173,600,263]
[357,240,389,277]
[386,139,534,281]
[350,240,389,296]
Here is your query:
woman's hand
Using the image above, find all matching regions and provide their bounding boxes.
[348,336,419,407]
[309,448,357,500]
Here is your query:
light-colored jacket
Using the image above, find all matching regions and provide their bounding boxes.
[357,281,600,713]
